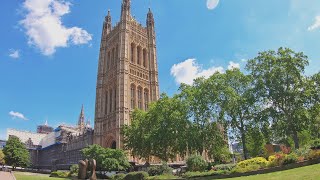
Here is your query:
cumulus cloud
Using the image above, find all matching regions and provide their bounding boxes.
[228,61,240,70]
[9,111,29,120]
[308,16,320,31]
[20,0,92,56]
[9,49,20,59]
[170,58,224,85]
[207,0,220,10]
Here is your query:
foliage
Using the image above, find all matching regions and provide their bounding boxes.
[50,171,70,178]
[123,171,149,180]
[0,150,5,165]
[110,173,126,180]
[69,164,79,176]
[122,94,190,162]
[294,147,311,159]
[232,164,261,173]
[307,150,320,160]
[213,163,236,171]
[236,157,268,169]
[147,163,173,176]
[81,144,130,171]
[186,155,208,172]
[182,170,229,178]
[283,153,298,165]
[268,153,286,167]
[3,136,30,169]
[246,127,267,158]
[309,139,320,149]
[246,47,311,149]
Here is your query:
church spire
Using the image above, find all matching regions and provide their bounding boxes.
[147,8,154,27]
[121,0,131,21]
[78,104,85,130]
[105,9,112,35]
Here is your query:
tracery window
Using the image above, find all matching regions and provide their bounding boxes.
[138,86,143,109]
[130,84,136,109]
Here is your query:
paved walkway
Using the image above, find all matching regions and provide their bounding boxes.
[0,171,15,180]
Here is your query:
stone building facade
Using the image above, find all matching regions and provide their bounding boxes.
[7,106,93,169]
[94,0,160,149]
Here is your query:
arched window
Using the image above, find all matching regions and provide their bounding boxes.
[138,86,143,109]
[130,84,136,109]
[114,89,116,111]
[107,51,111,70]
[109,89,112,113]
[105,91,108,115]
[131,43,135,63]
[137,46,141,65]
[111,48,115,67]
[111,141,116,149]
[144,89,149,110]
[115,45,118,66]
[143,49,147,68]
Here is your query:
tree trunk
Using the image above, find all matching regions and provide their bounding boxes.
[292,130,300,149]
[240,119,248,160]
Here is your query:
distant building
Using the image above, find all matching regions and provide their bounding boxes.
[0,140,6,150]
[37,120,54,134]
[7,105,93,169]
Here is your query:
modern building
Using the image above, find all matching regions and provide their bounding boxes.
[0,140,6,150]
[94,0,160,149]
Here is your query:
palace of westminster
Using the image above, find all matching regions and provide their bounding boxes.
[5,0,161,169]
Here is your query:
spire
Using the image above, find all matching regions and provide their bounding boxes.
[121,0,131,21]
[44,119,48,126]
[105,9,112,35]
[78,105,85,130]
[147,7,154,27]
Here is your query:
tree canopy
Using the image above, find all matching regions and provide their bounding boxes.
[3,136,30,170]
[0,150,5,165]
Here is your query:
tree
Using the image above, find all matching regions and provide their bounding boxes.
[216,69,257,159]
[81,145,130,171]
[3,136,30,170]
[0,150,5,165]
[179,76,228,159]
[246,47,310,149]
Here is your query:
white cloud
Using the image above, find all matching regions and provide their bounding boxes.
[228,61,240,70]
[207,0,220,10]
[170,58,224,85]
[308,16,320,31]
[9,111,29,120]
[9,49,20,59]
[20,0,92,56]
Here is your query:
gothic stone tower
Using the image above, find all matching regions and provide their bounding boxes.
[94,0,160,149]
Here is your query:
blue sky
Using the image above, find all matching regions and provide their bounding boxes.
[1,0,320,140]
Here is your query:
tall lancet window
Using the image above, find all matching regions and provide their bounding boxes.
[105,91,108,115]
[131,43,135,63]
[143,49,147,68]
[130,84,136,109]
[144,89,149,110]
[137,46,141,65]
[114,89,116,111]
[138,86,142,109]
[109,89,113,113]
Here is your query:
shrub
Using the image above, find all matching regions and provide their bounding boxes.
[50,171,70,178]
[147,174,179,179]
[213,164,236,171]
[147,163,173,176]
[186,155,208,172]
[124,171,149,180]
[69,164,79,176]
[295,147,311,159]
[236,157,268,169]
[310,139,320,150]
[232,164,260,173]
[307,150,320,160]
[111,173,126,180]
[283,153,298,165]
[268,153,286,167]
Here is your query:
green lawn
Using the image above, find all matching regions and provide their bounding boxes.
[14,172,70,180]
[223,163,320,180]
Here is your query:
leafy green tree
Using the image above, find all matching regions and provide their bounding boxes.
[217,69,257,159]
[81,145,130,171]
[3,136,30,170]
[309,72,320,139]
[122,109,152,162]
[246,47,311,149]
[0,150,5,165]
[246,127,266,157]
[179,76,227,159]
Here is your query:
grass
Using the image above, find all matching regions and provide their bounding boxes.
[223,163,320,180]
[147,174,183,179]
[14,172,70,180]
